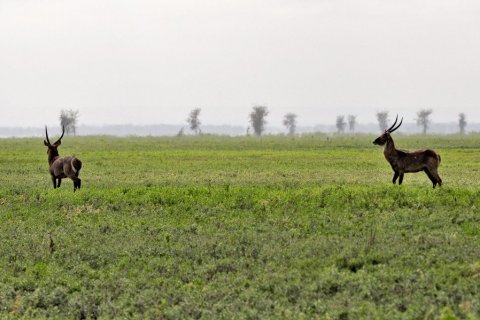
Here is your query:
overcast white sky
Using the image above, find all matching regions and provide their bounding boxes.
[1,0,479,127]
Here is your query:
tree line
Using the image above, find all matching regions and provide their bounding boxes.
[333,110,466,135]
[57,107,469,137]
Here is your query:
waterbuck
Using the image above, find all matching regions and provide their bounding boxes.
[44,126,83,191]
[373,116,442,188]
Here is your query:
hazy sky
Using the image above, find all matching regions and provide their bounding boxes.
[1,0,479,127]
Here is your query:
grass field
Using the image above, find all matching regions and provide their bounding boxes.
[0,134,479,319]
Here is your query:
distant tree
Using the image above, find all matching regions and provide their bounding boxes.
[336,115,346,133]
[59,109,79,136]
[246,126,251,136]
[416,109,433,134]
[187,108,201,134]
[459,113,467,134]
[376,111,389,131]
[283,113,297,135]
[347,115,357,132]
[249,105,269,136]
[176,127,185,137]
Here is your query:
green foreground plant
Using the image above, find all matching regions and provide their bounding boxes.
[0,134,479,319]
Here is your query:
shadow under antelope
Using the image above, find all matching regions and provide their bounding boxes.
[44,126,83,192]
[373,116,442,188]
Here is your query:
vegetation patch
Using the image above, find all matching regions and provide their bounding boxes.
[0,135,479,319]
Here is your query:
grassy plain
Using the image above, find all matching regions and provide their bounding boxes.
[0,134,479,319]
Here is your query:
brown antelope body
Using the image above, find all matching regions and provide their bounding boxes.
[44,126,82,191]
[373,116,442,188]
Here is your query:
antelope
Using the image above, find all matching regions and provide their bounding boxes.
[44,126,83,192]
[373,116,442,188]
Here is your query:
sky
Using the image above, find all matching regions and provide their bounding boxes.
[1,0,479,127]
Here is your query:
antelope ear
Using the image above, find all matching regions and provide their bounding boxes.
[54,141,61,147]
[44,140,49,146]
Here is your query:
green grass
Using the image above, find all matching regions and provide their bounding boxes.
[0,134,479,319]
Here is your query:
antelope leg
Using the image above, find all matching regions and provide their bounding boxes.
[398,172,404,185]
[392,171,399,184]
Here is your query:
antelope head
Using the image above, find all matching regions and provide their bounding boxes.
[44,126,65,160]
[373,115,403,146]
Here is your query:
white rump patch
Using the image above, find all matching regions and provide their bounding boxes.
[71,158,78,174]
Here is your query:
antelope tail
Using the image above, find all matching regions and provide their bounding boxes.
[71,157,82,174]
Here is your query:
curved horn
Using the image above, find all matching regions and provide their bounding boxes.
[389,117,403,133]
[45,126,51,145]
[386,115,398,132]
[54,126,65,145]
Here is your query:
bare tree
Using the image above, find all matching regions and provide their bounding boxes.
[283,113,297,135]
[336,115,346,133]
[187,108,201,135]
[59,109,79,136]
[176,127,185,137]
[347,115,357,132]
[416,109,433,134]
[376,111,389,131]
[249,105,269,136]
[459,113,467,134]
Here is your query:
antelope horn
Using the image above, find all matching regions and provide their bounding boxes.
[389,117,403,133]
[54,126,65,145]
[386,115,398,132]
[45,126,51,145]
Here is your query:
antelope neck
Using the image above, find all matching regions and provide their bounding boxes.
[48,151,60,166]
[383,136,397,159]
